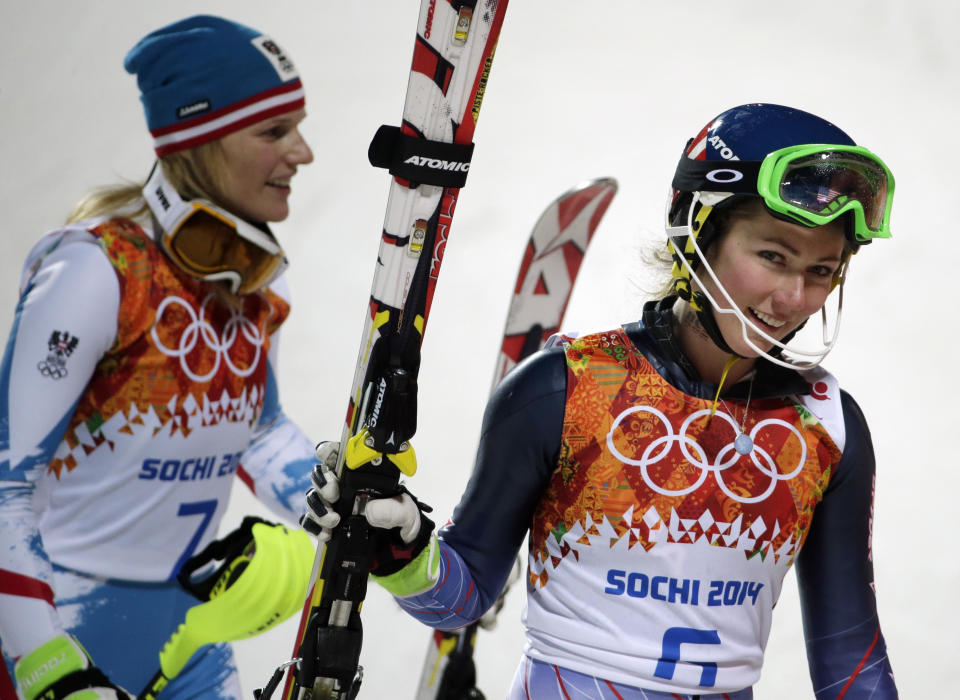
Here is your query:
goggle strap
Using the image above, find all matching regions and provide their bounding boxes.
[672,158,763,194]
[143,163,191,234]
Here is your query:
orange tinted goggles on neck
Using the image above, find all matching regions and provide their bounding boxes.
[143,164,287,294]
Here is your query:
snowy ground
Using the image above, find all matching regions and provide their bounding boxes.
[2,1,956,697]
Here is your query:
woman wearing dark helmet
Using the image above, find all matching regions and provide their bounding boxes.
[304,103,899,698]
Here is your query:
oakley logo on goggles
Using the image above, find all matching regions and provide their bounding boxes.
[143,163,288,294]
[672,144,894,243]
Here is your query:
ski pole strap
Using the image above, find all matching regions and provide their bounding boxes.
[254,659,299,700]
[176,515,270,601]
[138,669,168,700]
[368,124,475,188]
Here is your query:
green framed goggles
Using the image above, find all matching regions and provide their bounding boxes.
[671,143,894,243]
[758,144,893,242]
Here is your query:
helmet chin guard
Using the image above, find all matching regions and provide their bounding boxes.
[667,192,846,370]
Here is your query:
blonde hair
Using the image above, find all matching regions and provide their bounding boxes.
[642,242,677,300]
[66,141,227,224]
[65,142,245,308]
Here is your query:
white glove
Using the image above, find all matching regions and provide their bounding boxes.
[299,442,342,541]
[14,635,131,700]
[301,441,423,544]
[363,490,423,543]
[300,441,435,577]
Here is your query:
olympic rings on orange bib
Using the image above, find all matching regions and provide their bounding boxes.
[150,293,265,382]
[606,405,806,504]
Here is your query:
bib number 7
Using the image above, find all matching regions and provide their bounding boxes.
[168,499,218,581]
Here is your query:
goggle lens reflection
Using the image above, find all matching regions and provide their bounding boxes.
[778,152,890,233]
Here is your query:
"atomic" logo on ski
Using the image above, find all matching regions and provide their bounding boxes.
[402,155,470,173]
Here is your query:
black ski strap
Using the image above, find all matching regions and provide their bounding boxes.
[176,515,272,601]
[368,124,475,188]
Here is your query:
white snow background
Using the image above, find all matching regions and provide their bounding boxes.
[2,1,955,697]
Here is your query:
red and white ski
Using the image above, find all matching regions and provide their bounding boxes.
[491,177,619,389]
[415,177,618,700]
[258,2,511,699]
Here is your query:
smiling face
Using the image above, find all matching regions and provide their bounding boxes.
[209,108,313,223]
[699,199,847,359]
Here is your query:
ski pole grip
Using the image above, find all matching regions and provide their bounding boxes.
[368,124,475,188]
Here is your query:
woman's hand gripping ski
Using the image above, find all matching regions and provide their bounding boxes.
[300,442,437,579]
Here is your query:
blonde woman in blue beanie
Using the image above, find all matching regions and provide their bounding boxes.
[0,15,318,699]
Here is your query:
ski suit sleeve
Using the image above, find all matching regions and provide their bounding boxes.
[0,235,119,658]
[393,347,566,629]
[234,278,314,524]
[796,390,898,698]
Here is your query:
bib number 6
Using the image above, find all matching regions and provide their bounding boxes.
[654,627,722,688]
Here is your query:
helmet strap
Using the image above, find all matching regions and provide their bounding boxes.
[668,193,741,358]
[692,290,739,356]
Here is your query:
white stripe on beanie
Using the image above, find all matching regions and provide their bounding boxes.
[153,85,305,151]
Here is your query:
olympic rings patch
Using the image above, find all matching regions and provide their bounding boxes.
[37,330,79,380]
[606,405,806,504]
[150,294,265,382]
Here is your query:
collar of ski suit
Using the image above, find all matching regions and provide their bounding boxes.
[630,297,811,402]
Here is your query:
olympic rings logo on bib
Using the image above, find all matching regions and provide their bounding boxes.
[150,294,265,382]
[606,405,806,504]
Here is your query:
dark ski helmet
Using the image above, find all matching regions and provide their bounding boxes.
[665,103,894,368]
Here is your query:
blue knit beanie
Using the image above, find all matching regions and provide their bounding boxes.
[124,15,305,157]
